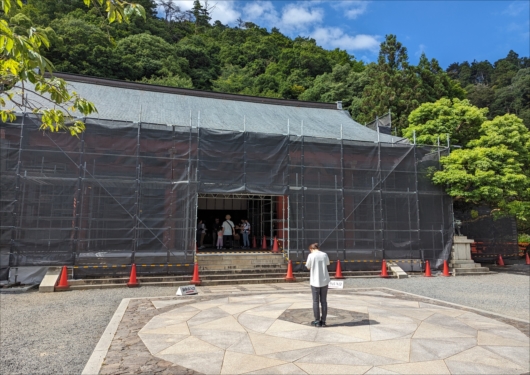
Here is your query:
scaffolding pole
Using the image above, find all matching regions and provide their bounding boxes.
[9,113,24,268]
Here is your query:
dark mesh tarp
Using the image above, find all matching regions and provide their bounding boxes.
[454,206,518,260]
[1,114,456,274]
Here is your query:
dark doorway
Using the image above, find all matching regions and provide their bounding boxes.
[197,194,285,250]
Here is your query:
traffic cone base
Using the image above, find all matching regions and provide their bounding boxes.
[191,263,201,285]
[380,259,389,278]
[335,259,344,279]
[525,252,530,265]
[424,260,433,277]
[442,260,451,277]
[55,265,70,291]
[497,254,505,267]
[127,264,140,287]
[272,237,279,253]
[285,260,296,282]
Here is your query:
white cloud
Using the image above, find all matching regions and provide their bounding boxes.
[280,3,324,30]
[156,1,240,25]
[242,1,279,25]
[311,27,380,52]
[243,1,324,33]
[332,1,370,20]
[168,0,194,12]
[210,2,240,24]
[502,1,528,16]
[415,44,426,57]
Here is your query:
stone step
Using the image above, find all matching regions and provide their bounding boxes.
[450,259,476,264]
[450,263,484,269]
[200,269,381,276]
[68,270,380,285]
[452,267,491,276]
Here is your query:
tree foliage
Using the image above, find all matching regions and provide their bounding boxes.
[448,51,530,129]
[403,98,488,146]
[403,98,529,233]
[433,114,530,225]
[357,35,465,133]
[0,0,145,134]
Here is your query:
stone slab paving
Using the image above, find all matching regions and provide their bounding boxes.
[90,285,530,375]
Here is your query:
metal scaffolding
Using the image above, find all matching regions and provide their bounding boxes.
[1,113,456,275]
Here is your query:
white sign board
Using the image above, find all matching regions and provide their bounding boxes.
[328,280,344,289]
[176,285,198,296]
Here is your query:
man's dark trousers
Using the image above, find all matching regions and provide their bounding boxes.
[223,235,233,249]
[311,285,328,322]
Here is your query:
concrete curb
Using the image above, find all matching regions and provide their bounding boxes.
[81,298,131,375]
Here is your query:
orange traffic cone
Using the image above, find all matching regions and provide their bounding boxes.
[252,236,257,249]
[497,254,505,266]
[55,265,70,291]
[380,259,389,278]
[424,260,433,277]
[442,260,450,277]
[525,252,530,265]
[127,264,140,287]
[285,260,296,282]
[335,260,344,279]
[262,235,267,250]
[191,263,201,285]
[272,237,279,253]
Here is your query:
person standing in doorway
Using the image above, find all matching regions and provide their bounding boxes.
[212,218,221,248]
[305,243,330,327]
[198,220,206,249]
[216,225,223,250]
[242,219,251,249]
[222,215,235,249]
[196,219,203,251]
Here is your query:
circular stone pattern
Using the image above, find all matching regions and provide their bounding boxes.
[138,292,529,374]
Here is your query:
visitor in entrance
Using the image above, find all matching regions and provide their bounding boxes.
[196,220,203,251]
[212,218,221,248]
[242,219,251,249]
[216,226,223,249]
[305,243,330,327]
[198,220,206,249]
[222,215,235,249]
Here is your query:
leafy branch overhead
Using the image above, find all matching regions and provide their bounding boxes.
[0,0,144,135]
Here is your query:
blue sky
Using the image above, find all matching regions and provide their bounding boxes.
[165,1,530,68]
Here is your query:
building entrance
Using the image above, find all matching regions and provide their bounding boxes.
[196,194,288,251]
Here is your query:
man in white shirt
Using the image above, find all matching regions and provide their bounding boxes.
[305,243,330,327]
[222,215,235,249]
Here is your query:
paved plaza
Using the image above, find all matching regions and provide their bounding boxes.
[84,285,530,375]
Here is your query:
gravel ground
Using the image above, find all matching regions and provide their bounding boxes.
[1,271,529,375]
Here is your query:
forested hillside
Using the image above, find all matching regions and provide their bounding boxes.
[12,0,529,134]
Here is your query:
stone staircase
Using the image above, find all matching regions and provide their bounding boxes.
[64,253,386,290]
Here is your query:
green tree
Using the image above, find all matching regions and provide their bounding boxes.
[140,72,193,88]
[490,68,530,128]
[358,35,465,134]
[403,98,488,146]
[433,114,530,226]
[113,33,189,81]
[357,35,420,131]
[465,83,495,110]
